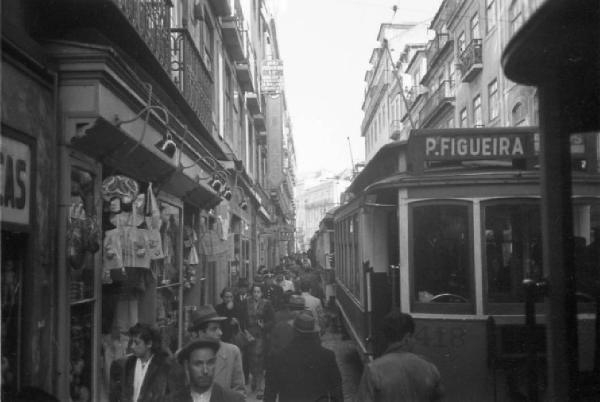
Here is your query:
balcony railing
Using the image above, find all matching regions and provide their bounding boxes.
[425,33,450,67]
[419,80,455,125]
[171,28,214,132]
[114,0,171,72]
[221,15,247,62]
[458,39,483,82]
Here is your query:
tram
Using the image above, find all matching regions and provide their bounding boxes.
[330,126,599,401]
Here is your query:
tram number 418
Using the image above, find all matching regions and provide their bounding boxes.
[414,326,467,349]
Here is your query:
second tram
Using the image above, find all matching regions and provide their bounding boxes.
[329,127,599,401]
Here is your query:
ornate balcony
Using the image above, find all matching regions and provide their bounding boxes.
[171,28,213,132]
[419,80,455,125]
[459,39,483,82]
[221,16,246,62]
[425,33,452,68]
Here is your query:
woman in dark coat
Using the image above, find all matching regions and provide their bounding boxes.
[215,287,244,343]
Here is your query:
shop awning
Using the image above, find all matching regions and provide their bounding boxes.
[72,117,222,209]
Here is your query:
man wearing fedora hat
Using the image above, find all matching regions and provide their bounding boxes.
[264,311,343,402]
[165,336,244,402]
[186,305,246,397]
[268,294,306,356]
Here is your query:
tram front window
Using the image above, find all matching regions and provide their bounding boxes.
[413,204,471,305]
[484,202,542,303]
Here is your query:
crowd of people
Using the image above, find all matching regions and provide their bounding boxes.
[107,254,346,402]
[102,254,443,402]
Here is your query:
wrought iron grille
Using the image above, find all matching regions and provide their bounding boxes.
[458,39,483,75]
[171,28,214,132]
[114,0,171,72]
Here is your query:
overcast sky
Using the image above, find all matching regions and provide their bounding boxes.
[270,0,443,175]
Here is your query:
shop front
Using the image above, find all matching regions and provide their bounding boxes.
[52,42,224,401]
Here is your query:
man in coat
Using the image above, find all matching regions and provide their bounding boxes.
[165,337,244,402]
[299,278,325,334]
[186,305,246,396]
[355,311,443,402]
[264,311,343,402]
[110,323,176,402]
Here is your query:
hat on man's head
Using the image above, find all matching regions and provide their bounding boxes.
[188,305,226,332]
[177,336,220,364]
[293,311,318,333]
[286,294,307,310]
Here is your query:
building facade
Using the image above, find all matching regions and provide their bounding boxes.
[392,0,545,138]
[362,22,428,162]
[295,170,351,251]
[1,0,295,400]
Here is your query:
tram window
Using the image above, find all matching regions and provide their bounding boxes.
[572,201,600,300]
[412,204,472,307]
[484,203,542,303]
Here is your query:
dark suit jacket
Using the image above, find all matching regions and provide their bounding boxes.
[264,334,343,402]
[164,382,245,402]
[109,352,178,402]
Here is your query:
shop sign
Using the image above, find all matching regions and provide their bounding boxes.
[1,136,31,225]
[261,59,284,94]
[424,133,531,161]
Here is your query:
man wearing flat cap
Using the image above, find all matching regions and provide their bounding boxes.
[186,305,245,396]
[264,311,343,402]
[165,336,244,402]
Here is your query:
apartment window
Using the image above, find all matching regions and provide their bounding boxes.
[473,94,483,127]
[486,0,496,33]
[470,13,480,40]
[488,79,499,120]
[202,12,214,71]
[512,102,526,126]
[457,31,466,54]
[460,107,468,127]
[509,0,523,35]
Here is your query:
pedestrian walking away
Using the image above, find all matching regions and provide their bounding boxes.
[355,311,443,402]
[165,336,244,402]
[264,311,343,402]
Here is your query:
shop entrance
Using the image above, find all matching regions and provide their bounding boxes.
[1,230,27,394]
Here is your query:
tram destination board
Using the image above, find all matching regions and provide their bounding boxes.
[408,127,536,164]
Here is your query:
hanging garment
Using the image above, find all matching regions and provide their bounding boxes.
[67,202,86,270]
[103,228,124,271]
[121,226,150,269]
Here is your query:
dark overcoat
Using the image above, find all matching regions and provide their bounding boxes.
[264,334,343,402]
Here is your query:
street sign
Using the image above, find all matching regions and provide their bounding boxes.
[261,59,284,94]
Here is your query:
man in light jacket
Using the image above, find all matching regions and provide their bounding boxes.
[185,305,246,397]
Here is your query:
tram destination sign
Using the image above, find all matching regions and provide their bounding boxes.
[422,132,533,161]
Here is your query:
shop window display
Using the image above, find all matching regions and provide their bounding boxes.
[69,167,101,402]
[1,231,26,397]
[155,200,182,354]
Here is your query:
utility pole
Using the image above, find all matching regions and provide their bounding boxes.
[387,5,416,130]
[347,136,356,177]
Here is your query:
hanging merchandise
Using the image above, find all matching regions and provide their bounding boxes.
[144,183,161,230]
[67,202,86,270]
[183,226,199,265]
[121,226,150,269]
[103,228,124,271]
[102,175,139,203]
